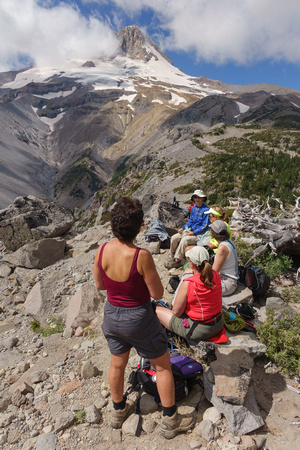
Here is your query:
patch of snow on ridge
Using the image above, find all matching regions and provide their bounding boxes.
[291,102,300,108]
[116,93,137,103]
[235,101,250,113]
[170,93,186,105]
[33,87,77,99]
[152,99,163,104]
[31,106,65,131]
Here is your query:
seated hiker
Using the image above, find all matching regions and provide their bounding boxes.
[204,205,231,253]
[210,220,239,296]
[165,190,210,269]
[157,246,224,341]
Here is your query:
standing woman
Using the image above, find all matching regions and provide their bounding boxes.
[93,197,193,439]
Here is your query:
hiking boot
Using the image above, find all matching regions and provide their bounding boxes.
[160,409,194,439]
[110,401,135,429]
[164,259,182,269]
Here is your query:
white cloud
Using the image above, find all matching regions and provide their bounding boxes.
[0,0,118,71]
[88,0,300,65]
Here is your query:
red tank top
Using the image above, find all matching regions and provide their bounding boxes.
[98,243,150,307]
[184,271,222,321]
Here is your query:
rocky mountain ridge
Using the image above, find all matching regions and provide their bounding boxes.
[0,25,299,210]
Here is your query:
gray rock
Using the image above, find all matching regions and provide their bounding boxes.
[0,394,11,412]
[203,406,222,423]
[139,393,158,415]
[81,340,94,351]
[158,201,186,229]
[85,405,101,424]
[17,361,30,373]
[0,263,13,277]
[35,433,58,450]
[0,412,16,427]
[266,297,294,315]
[224,333,266,359]
[222,284,253,308]
[3,336,18,349]
[54,411,75,432]
[7,429,22,445]
[4,238,66,269]
[28,370,49,384]
[142,416,156,433]
[210,348,254,405]
[65,283,104,329]
[194,419,215,442]
[148,241,161,254]
[63,328,73,339]
[94,397,108,410]
[122,413,141,435]
[22,436,38,450]
[203,371,264,436]
[0,195,74,251]
[81,360,98,379]
[0,433,7,445]
[11,389,26,407]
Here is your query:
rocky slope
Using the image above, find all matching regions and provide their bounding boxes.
[0,196,300,449]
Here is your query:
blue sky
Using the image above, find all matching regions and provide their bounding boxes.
[1,0,300,90]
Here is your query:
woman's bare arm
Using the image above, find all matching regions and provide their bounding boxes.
[138,249,164,300]
[212,244,229,272]
[172,281,188,316]
[93,246,106,290]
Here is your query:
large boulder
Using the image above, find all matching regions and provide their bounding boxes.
[0,196,74,251]
[65,284,105,329]
[3,238,66,269]
[158,201,187,230]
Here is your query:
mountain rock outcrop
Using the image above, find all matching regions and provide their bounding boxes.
[0,196,74,251]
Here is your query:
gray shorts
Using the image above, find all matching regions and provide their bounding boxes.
[102,301,168,359]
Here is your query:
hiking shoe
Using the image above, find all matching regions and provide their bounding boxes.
[164,259,182,269]
[110,401,135,429]
[160,409,194,439]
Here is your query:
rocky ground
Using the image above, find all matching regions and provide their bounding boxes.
[0,222,300,450]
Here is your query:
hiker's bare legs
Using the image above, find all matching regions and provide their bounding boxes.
[150,350,175,407]
[156,307,173,330]
[109,350,130,402]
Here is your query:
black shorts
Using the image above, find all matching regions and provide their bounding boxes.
[101,300,168,359]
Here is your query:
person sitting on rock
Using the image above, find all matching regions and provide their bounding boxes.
[204,205,231,253]
[157,246,224,340]
[165,190,210,269]
[210,220,239,296]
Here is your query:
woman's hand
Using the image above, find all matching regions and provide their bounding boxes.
[178,228,183,234]
[185,230,194,236]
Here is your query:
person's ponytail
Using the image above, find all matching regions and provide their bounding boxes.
[199,261,214,289]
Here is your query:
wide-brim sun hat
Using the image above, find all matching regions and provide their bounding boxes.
[191,189,207,202]
[185,246,209,266]
[209,220,227,233]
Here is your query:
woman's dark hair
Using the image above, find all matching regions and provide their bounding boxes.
[195,261,214,289]
[110,197,144,242]
[210,228,230,242]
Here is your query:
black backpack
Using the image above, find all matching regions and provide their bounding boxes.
[239,265,270,297]
[126,352,203,436]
